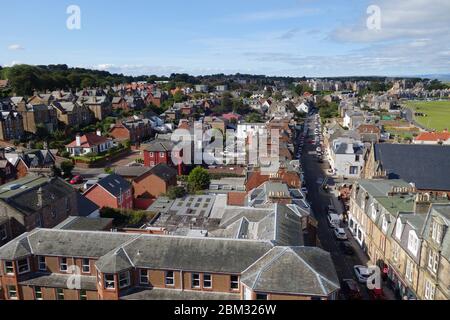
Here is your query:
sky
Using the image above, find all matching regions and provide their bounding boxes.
[1,0,449,77]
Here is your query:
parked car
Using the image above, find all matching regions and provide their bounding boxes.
[70,175,83,185]
[327,213,341,228]
[334,228,348,240]
[341,279,362,300]
[354,265,375,284]
[301,187,308,195]
[339,242,355,256]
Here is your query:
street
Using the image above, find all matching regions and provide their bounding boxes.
[299,114,373,299]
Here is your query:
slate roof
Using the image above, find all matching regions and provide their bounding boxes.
[241,247,339,296]
[92,174,131,197]
[374,144,450,191]
[114,166,152,179]
[55,216,112,232]
[76,193,100,217]
[19,273,97,291]
[0,176,76,216]
[121,288,240,300]
[148,163,177,182]
[142,139,175,152]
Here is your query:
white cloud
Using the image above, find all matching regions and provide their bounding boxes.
[7,44,25,51]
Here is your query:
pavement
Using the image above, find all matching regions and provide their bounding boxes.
[298,114,396,300]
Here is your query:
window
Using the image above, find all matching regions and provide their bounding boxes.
[160,152,165,158]
[140,269,149,285]
[165,271,175,286]
[424,280,435,300]
[34,287,43,300]
[256,293,268,300]
[392,244,400,263]
[7,285,17,299]
[4,261,14,274]
[230,275,239,290]
[59,257,68,272]
[405,259,414,282]
[79,289,87,301]
[407,231,419,256]
[35,215,42,228]
[370,203,377,220]
[17,258,30,274]
[51,209,57,219]
[395,219,403,239]
[191,273,200,289]
[104,274,115,290]
[382,216,389,233]
[431,221,443,245]
[428,250,439,274]
[82,258,90,273]
[203,274,212,289]
[149,152,154,157]
[349,166,358,175]
[355,155,360,162]
[56,288,64,300]
[119,271,130,289]
[0,224,8,240]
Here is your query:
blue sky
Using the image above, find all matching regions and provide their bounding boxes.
[1,0,449,77]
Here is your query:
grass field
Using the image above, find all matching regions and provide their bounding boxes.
[405,100,450,131]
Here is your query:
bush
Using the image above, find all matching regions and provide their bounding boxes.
[100,207,155,227]
[166,186,186,200]
[187,167,211,193]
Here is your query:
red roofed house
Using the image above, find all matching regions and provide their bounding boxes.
[414,130,450,145]
[66,130,114,156]
[222,112,242,122]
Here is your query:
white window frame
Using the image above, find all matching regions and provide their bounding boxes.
[119,271,130,289]
[17,258,30,274]
[407,231,419,256]
[82,258,90,273]
[7,285,18,300]
[160,152,165,158]
[191,273,201,289]
[230,275,240,291]
[4,260,14,275]
[427,250,439,274]
[104,274,115,290]
[140,269,149,285]
[203,274,212,289]
[405,259,414,282]
[59,257,68,272]
[382,216,388,233]
[34,286,43,300]
[424,280,435,300]
[370,203,377,220]
[165,271,175,286]
[395,219,403,239]
[431,221,442,245]
[149,152,154,157]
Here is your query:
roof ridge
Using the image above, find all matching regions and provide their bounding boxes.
[249,247,290,290]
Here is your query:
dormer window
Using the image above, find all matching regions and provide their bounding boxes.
[408,231,419,256]
[395,219,403,239]
[371,203,377,220]
[17,258,30,274]
[382,216,389,233]
[431,221,443,245]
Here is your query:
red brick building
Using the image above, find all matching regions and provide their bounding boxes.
[83,174,133,210]
[109,118,152,144]
[142,140,183,175]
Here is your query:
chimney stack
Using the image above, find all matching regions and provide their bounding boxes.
[96,129,102,137]
[414,193,432,215]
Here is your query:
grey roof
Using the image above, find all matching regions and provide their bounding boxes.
[147,197,174,214]
[19,273,97,291]
[76,193,100,217]
[374,144,450,191]
[142,139,175,152]
[241,247,339,296]
[55,216,112,232]
[121,288,240,300]
[422,204,450,261]
[0,176,75,216]
[94,174,131,197]
[149,163,177,182]
[114,166,152,178]
[96,247,134,274]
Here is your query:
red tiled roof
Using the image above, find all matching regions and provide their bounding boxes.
[66,133,111,148]
[227,192,247,206]
[415,131,450,142]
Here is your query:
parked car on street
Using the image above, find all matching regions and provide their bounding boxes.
[334,228,348,240]
[354,265,375,284]
[70,175,83,185]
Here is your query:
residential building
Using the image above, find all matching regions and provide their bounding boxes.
[109,118,152,144]
[66,131,114,156]
[0,149,16,184]
[0,111,24,141]
[329,137,365,178]
[142,139,183,175]
[6,149,55,178]
[83,174,133,210]
[0,176,79,246]
[414,131,450,145]
[51,101,93,127]
[111,97,129,111]
[77,96,112,121]
[0,229,339,300]
[16,103,58,134]
[363,144,450,194]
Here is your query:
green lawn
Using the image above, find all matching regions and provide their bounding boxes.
[405,100,450,131]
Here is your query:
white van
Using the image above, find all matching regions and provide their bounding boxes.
[327,213,341,228]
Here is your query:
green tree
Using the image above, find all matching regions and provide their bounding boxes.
[166,186,187,200]
[245,112,263,123]
[60,160,74,178]
[187,167,211,193]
